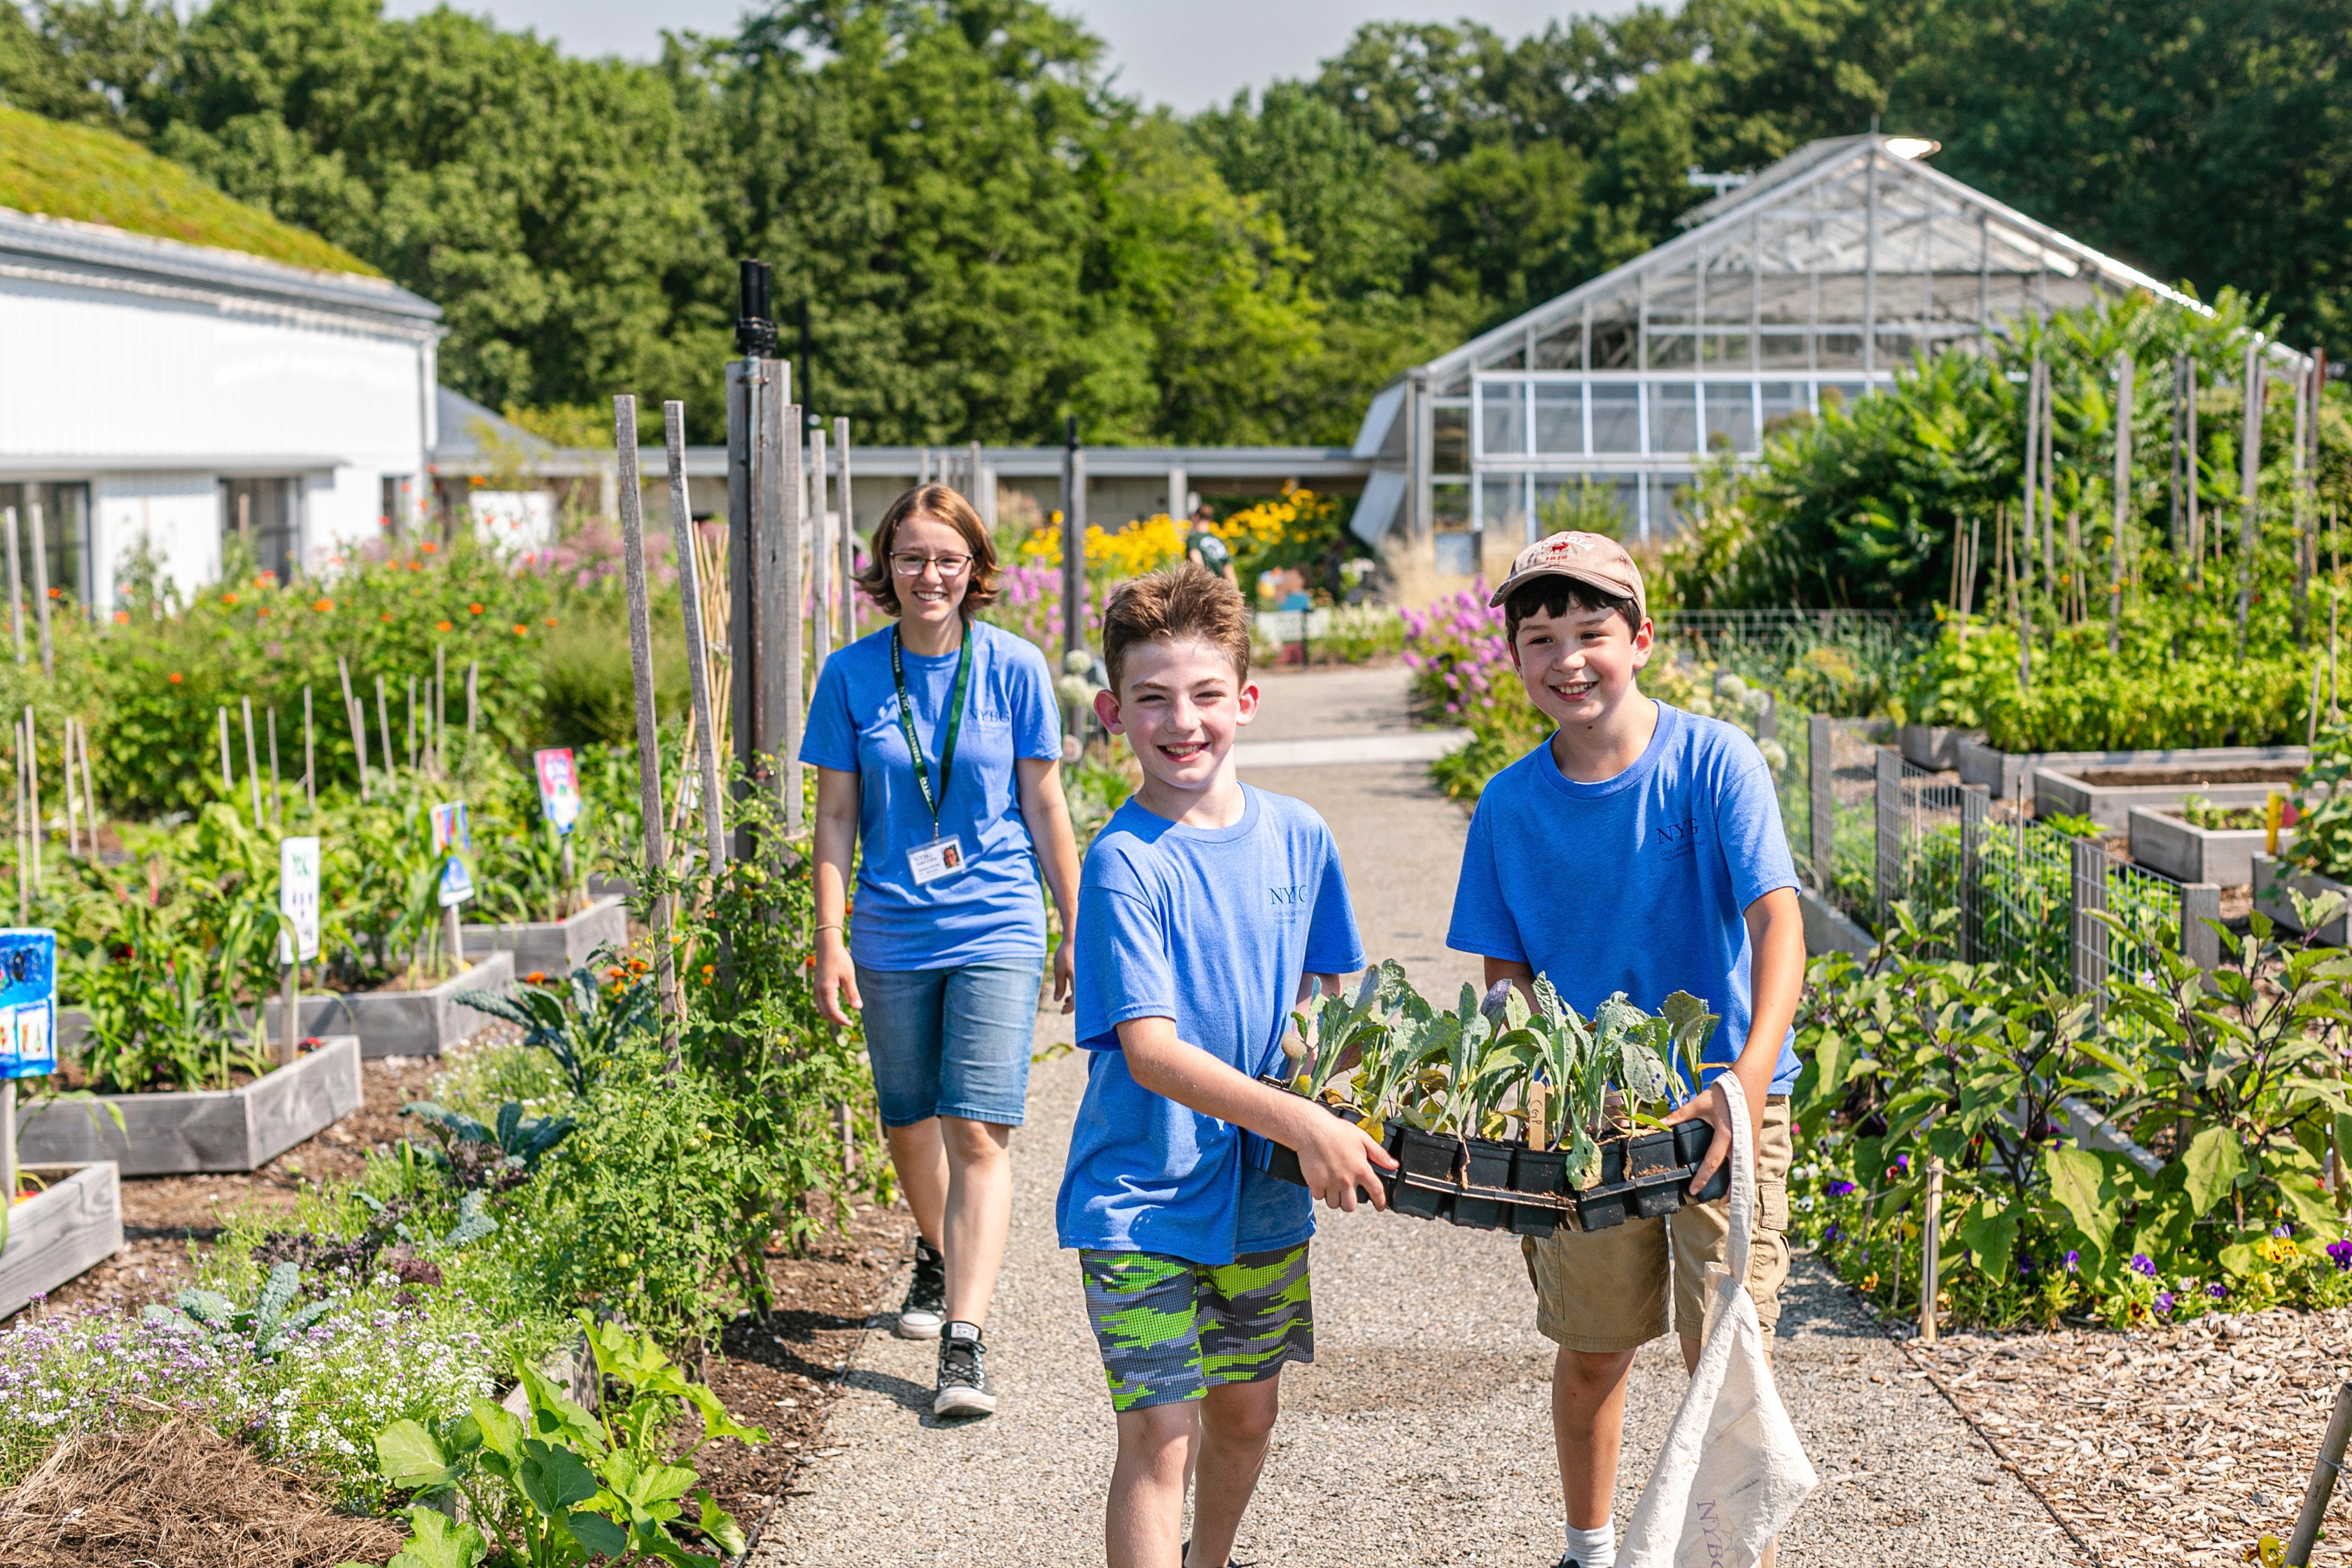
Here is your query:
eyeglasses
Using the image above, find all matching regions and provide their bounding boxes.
[890,552,973,577]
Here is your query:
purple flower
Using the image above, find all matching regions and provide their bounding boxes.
[2154,1291,2176,1313]
[2328,1239,2352,1272]
[2130,1254,2155,1277]
[2207,1281,2228,1300]
[2274,1224,2294,1239]
[1830,1180,1858,1197]
[2064,1250,2079,1273]
[1820,1222,1842,1245]
[1896,1154,1910,1172]
[2018,1256,2033,1276]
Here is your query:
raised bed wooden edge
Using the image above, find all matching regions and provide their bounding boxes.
[13,1035,363,1176]
[2253,853,2352,946]
[2128,806,2292,888]
[264,950,516,1059]
[1956,740,2305,803]
[0,1163,122,1318]
[464,895,627,977]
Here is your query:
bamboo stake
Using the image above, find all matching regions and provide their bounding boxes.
[435,643,447,777]
[375,676,394,787]
[466,662,478,737]
[666,401,729,876]
[217,706,233,796]
[78,718,96,857]
[405,676,417,772]
[2310,664,2325,748]
[26,503,50,678]
[241,696,263,830]
[2187,354,2204,575]
[2042,361,2057,586]
[2021,359,2040,596]
[836,416,856,644]
[267,707,281,825]
[1919,1156,1944,1344]
[11,720,22,922]
[59,717,78,858]
[1,507,20,665]
[337,658,368,802]
[2295,359,2314,645]
[2288,1382,2352,1567]
[23,708,38,896]
[303,686,316,808]
[2239,341,2264,661]
[810,425,832,675]
[2110,350,2132,652]
[2012,501,2033,690]
[613,395,681,1074]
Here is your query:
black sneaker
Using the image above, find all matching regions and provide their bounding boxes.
[933,1320,996,1418]
[896,1238,945,1340]
[1181,1544,1254,1568]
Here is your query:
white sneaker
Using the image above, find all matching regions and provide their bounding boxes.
[932,1321,996,1418]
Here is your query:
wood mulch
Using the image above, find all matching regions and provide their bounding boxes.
[1898,1306,2352,1566]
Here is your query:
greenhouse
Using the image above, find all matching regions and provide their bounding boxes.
[1352,131,2204,563]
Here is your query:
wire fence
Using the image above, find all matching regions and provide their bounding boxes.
[1811,734,2222,1007]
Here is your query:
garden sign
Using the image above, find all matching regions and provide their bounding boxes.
[0,930,55,1081]
[534,747,581,834]
[431,802,475,909]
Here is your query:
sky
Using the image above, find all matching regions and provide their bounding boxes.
[374,1,1632,108]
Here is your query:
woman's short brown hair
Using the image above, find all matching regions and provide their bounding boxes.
[855,484,1000,615]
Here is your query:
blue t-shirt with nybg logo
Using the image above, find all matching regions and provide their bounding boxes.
[1058,785,1364,1264]
[1446,701,1802,1093]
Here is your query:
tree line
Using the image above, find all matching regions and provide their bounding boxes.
[4,0,2345,448]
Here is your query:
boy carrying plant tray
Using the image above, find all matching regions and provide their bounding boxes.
[1056,563,1397,1568]
[1445,533,1807,1568]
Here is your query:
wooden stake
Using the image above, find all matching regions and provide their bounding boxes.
[810,424,832,676]
[2287,1381,2352,1567]
[2,1079,14,1226]
[25,503,50,678]
[666,400,729,876]
[466,662,478,737]
[405,676,417,772]
[2239,340,2264,661]
[59,718,78,860]
[835,417,857,644]
[303,686,316,808]
[1919,1156,1944,1344]
[2110,350,2132,653]
[22,709,37,897]
[267,707,281,824]
[2187,354,2204,575]
[217,706,232,797]
[614,395,681,1074]
[1,507,21,666]
[241,696,263,830]
[2310,664,2325,748]
[337,658,368,802]
[10,719,22,922]
[78,719,96,857]
[281,954,298,1068]
[375,676,394,787]
[435,643,447,777]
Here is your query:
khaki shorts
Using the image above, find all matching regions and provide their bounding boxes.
[1521,1096,1793,1354]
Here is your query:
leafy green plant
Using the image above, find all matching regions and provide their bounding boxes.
[2290,722,2352,878]
[144,1261,332,1359]
[462,963,650,1099]
[361,1317,762,1568]
[404,1102,578,1191]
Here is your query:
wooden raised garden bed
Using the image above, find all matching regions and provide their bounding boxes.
[264,950,515,1059]
[2127,806,2292,888]
[1898,724,1980,771]
[1956,739,2304,805]
[13,1035,363,1176]
[0,1163,122,1318]
[2253,853,2352,946]
[465,894,628,976]
[2031,748,2305,831]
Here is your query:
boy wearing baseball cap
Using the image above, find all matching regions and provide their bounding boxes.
[1444,532,1806,1568]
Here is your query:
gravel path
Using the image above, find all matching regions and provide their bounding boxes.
[758,666,2078,1566]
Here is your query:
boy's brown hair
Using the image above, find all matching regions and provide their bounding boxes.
[855,484,1001,615]
[1101,563,1252,694]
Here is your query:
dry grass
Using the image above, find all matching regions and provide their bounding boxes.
[0,1417,402,1568]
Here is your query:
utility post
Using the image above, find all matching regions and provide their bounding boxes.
[728,260,798,861]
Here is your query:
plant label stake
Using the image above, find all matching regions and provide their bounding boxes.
[0,928,58,1212]
[430,801,473,972]
[279,836,320,1068]
[241,696,264,830]
[25,504,50,678]
[534,748,582,900]
[614,395,682,1070]
[664,401,728,876]
[0,507,20,666]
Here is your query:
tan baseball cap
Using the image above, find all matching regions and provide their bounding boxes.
[1487,531,1647,621]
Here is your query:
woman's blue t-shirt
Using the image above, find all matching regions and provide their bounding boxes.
[1056,785,1365,1266]
[1446,701,1802,1093]
[799,620,1061,971]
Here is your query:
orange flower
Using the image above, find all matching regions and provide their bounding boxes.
[380,613,395,623]
[312,598,334,613]
[435,620,453,632]
[167,672,183,684]
[543,616,558,627]
[523,970,547,985]
[44,587,57,599]
[111,610,129,625]
[221,592,239,606]
[468,603,484,615]
[700,964,715,979]
[255,606,270,617]
[512,624,527,636]
[628,958,649,974]
[421,541,437,554]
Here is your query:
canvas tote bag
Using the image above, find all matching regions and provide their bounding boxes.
[1620,1072,1818,1568]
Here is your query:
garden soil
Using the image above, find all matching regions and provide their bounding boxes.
[756,665,2083,1566]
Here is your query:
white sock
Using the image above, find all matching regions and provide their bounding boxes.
[1563,1520,1615,1567]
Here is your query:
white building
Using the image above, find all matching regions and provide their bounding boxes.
[0,206,441,610]
[1350,132,2213,567]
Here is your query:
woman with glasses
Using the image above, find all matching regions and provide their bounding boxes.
[803,483,1082,1421]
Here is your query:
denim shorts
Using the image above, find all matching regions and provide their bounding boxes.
[854,956,1044,1128]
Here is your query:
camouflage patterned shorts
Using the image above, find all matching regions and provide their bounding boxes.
[1078,1245,1313,1412]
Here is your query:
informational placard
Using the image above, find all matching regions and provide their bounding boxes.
[534,748,582,835]
[0,930,57,1080]
[432,802,475,909]
[279,836,321,962]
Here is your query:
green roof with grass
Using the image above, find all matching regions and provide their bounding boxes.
[0,104,378,277]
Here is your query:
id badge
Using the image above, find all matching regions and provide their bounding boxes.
[907,835,969,886]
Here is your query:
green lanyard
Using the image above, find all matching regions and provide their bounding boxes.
[890,626,974,833]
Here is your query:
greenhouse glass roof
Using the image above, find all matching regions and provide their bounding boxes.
[1354,133,2201,555]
